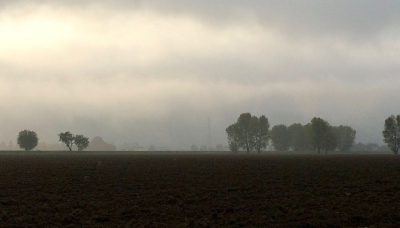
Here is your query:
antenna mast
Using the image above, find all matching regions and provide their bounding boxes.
[208,116,211,151]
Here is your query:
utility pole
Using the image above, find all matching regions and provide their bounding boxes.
[208,116,211,151]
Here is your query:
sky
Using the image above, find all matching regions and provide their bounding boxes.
[1,0,400,149]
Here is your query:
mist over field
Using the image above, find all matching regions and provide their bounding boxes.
[1,1,400,149]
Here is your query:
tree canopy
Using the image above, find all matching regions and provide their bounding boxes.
[75,135,90,151]
[59,132,75,151]
[17,130,38,151]
[382,115,400,154]
[309,117,337,154]
[226,113,270,153]
[288,123,310,151]
[59,132,90,151]
[270,124,290,151]
[334,125,356,151]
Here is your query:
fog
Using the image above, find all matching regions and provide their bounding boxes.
[1,1,400,149]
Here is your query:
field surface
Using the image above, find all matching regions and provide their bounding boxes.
[1,153,400,227]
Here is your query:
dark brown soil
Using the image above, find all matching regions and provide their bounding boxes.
[1,154,400,227]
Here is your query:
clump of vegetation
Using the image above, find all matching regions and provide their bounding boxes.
[59,132,89,151]
[382,115,400,154]
[226,113,356,154]
[17,130,39,151]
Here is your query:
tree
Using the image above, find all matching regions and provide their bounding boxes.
[226,113,270,153]
[236,113,253,153]
[288,123,310,151]
[59,132,75,151]
[322,126,337,154]
[334,125,356,151]
[382,115,400,154]
[270,124,290,151]
[17,130,38,151]
[226,123,240,153]
[251,115,270,153]
[74,135,89,151]
[200,145,208,151]
[309,117,337,154]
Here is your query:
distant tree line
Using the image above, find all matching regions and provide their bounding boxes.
[7,114,400,154]
[270,118,356,153]
[226,113,356,154]
[11,130,114,152]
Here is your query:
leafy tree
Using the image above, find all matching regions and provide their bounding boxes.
[237,113,253,153]
[322,126,337,154]
[250,115,270,153]
[334,125,356,151]
[226,124,240,153]
[288,123,310,151]
[382,115,400,154]
[200,145,208,151]
[270,124,290,151]
[74,135,89,151]
[59,132,75,151]
[17,130,39,151]
[226,113,270,153]
[309,117,337,153]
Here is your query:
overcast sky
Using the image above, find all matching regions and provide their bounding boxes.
[1,1,400,149]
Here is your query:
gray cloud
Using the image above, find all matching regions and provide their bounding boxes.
[1,1,400,148]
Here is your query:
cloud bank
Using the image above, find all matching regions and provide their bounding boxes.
[1,1,400,148]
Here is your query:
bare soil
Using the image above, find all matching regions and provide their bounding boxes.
[1,153,400,227]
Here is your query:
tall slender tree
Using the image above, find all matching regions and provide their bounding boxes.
[382,115,400,154]
[251,115,270,153]
[226,124,240,153]
[322,126,337,154]
[237,113,253,153]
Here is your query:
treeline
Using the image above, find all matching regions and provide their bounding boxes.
[226,113,356,153]
[4,130,115,152]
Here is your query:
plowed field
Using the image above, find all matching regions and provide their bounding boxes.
[1,154,400,227]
